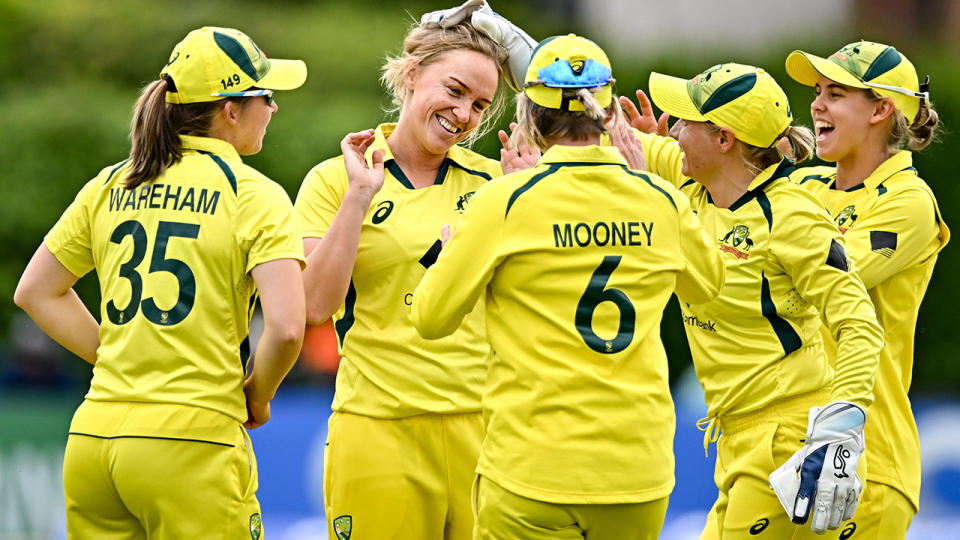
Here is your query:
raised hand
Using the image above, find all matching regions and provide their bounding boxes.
[619,89,670,136]
[608,117,647,171]
[499,123,541,174]
[341,129,385,202]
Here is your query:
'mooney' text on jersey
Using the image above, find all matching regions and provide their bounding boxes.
[553,221,654,248]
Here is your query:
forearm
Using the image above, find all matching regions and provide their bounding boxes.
[302,188,374,323]
[245,323,304,403]
[16,288,99,364]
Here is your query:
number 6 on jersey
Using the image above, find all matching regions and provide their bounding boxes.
[575,255,636,354]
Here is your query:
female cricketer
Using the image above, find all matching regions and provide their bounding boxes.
[410,33,725,540]
[14,26,307,538]
[785,41,950,538]
[616,63,884,538]
[293,2,537,538]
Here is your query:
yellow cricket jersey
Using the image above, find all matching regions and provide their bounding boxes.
[793,151,950,510]
[411,144,725,504]
[295,123,500,418]
[45,135,305,441]
[636,132,882,417]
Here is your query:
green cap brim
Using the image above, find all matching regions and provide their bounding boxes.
[256,59,308,91]
[648,72,708,122]
[785,51,865,89]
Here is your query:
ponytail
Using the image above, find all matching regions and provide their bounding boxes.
[905,100,939,151]
[866,89,940,154]
[126,79,179,189]
[512,89,614,151]
[125,78,227,189]
[735,124,814,175]
[781,125,815,163]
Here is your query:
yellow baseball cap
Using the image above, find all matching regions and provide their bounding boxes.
[160,27,307,104]
[649,63,793,148]
[786,41,928,124]
[523,34,613,112]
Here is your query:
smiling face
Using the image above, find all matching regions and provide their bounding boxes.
[810,76,881,162]
[674,118,722,181]
[398,49,499,157]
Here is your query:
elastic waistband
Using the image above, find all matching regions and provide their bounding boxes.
[697,387,831,457]
[719,387,831,434]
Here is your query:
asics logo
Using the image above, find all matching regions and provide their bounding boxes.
[749,518,769,535]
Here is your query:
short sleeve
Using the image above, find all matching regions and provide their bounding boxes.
[294,157,348,239]
[238,178,305,273]
[44,179,97,278]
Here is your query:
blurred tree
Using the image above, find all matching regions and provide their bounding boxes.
[1,0,956,393]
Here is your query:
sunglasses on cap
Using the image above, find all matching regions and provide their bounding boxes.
[212,88,275,106]
[528,58,614,89]
[862,75,931,101]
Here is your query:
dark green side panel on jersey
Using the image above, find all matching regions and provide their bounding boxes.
[760,273,802,355]
[335,280,357,347]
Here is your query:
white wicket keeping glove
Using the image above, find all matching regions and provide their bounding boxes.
[420,0,536,93]
[769,401,865,534]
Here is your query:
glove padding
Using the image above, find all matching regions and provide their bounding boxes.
[420,0,536,93]
[769,401,866,534]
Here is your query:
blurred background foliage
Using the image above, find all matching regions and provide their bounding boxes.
[1,0,957,394]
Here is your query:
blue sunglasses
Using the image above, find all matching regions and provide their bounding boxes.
[528,58,613,89]
[212,88,275,105]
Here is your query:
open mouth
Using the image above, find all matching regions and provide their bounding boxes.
[436,114,462,135]
[815,120,835,144]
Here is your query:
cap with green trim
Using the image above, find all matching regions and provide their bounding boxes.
[523,34,614,112]
[160,27,307,104]
[785,41,927,124]
[649,63,793,148]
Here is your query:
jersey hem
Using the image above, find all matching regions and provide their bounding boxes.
[477,467,674,504]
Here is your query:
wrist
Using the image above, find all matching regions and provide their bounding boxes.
[344,186,377,207]
[243,377,275,404]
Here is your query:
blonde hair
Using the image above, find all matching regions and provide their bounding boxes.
[126,79,230,189]
[380,22,508,147]
[866,90,940,152]
[706,122,814,175]
[512,88,619,150]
